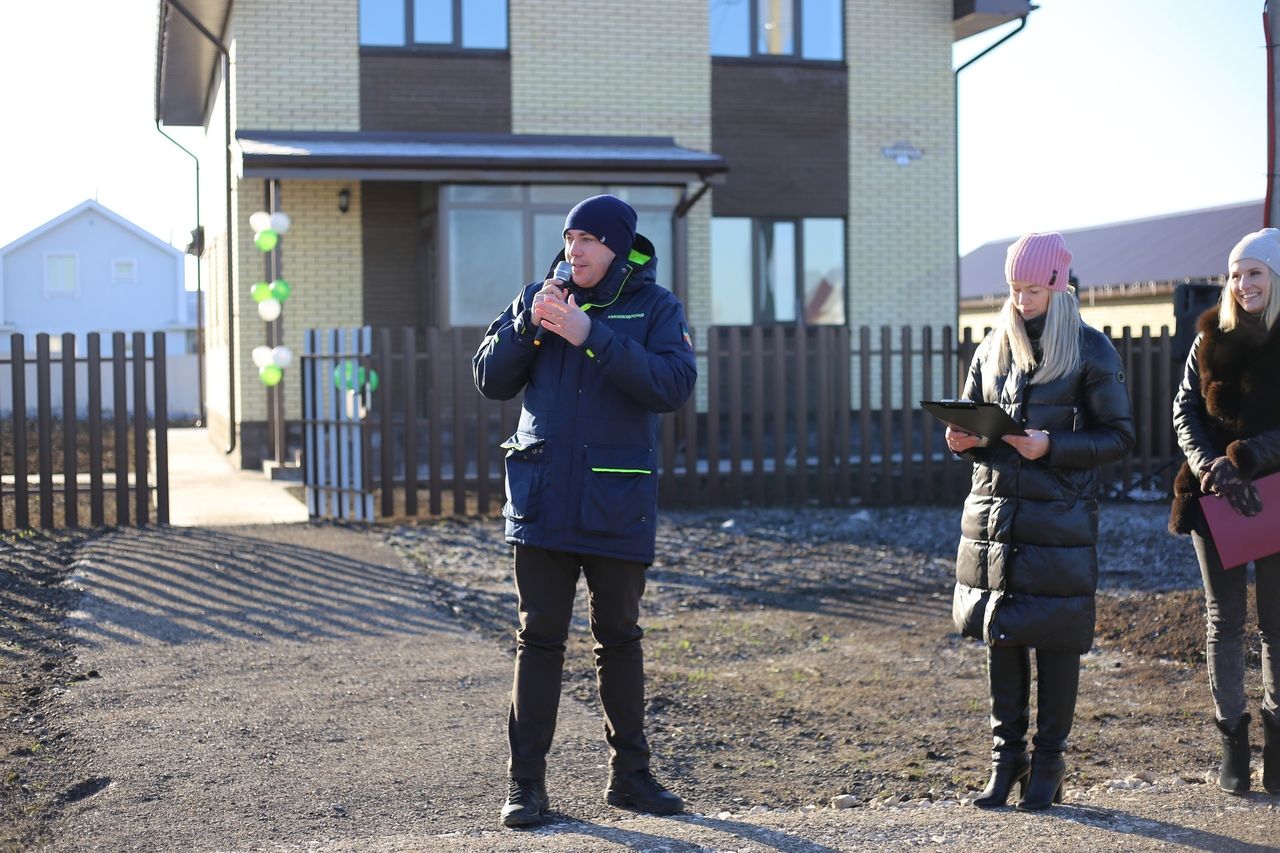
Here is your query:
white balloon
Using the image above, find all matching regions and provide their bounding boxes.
[249,211,272,234]
[251,345,273,368]
[270,345,293,369]
[257,298,282,322]
[268,211,292,234]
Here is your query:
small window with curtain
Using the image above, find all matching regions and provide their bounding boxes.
[44,253,78,298]
[360,0,508,49]
[710,0,843,61]
[711,216,845,325]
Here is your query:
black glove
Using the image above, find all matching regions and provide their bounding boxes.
[1201,456,1263,517]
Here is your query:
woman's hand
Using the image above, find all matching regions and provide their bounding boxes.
[946,426,985,453]
[1003,429,1050,460]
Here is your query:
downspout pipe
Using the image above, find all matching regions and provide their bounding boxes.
[153,120,206,426]
[163,0,236,453]
[954,13,1031,329]
[1264,1,1277,227]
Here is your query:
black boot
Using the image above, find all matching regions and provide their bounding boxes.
[1016,649,1079,812]
[1265,710,1280,796]
[1216,714,1251,795]
[973,646,1031,808]
[500,777,549,827]
[605,768,684,815]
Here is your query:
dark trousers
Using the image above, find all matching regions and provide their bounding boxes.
[1192,532,1280,725]
[507,545,650,779]
[987,645,1081,761]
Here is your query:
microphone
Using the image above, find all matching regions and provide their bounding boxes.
[533,261,574,347]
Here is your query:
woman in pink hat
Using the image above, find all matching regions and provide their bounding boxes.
[947,232,1135,811]
[1169,227,1280,796]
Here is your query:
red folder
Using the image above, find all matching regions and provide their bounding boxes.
[1199,470,1280,569]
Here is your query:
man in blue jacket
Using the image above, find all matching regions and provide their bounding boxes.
[473,194,697,828]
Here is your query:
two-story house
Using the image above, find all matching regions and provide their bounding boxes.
[154,0,1030,468]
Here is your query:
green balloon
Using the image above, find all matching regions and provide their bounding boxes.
[366,369,379,393]
[251,282,272,303]
[269,279,292,302]
[332,361,378,392]
[255,229,279,252]
[259,364,283,386]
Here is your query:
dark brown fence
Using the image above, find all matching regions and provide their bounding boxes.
[2,332,169,530]
[313,324,1181,519]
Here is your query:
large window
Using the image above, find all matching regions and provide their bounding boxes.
[711,217,845,325]
[710,0,843,61]
[442,185,679,326]
[360,0,507,49]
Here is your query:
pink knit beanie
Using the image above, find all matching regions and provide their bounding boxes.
[1004,232,1072,291]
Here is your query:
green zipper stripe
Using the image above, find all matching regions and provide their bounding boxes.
[590,467,653,474]
[579,265,633,312]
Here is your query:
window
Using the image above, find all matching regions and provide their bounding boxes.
[112,258,137,285]
[360,0,508,49]
[44,253,78,297]
[711,217,845,325]
[442,185,679,326]
[710,0,843,61]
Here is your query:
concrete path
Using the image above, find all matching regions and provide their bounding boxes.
[165,428,309,526]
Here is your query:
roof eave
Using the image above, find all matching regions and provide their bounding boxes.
[952,0,1034,42]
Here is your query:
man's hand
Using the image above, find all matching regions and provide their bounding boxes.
[945,426,986,453]
[529,279,567,329]
[1201,455,1263,517]
[1003,429,1050,460]
[532,292,592,347]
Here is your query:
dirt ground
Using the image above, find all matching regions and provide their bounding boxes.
[0,501,1273,851]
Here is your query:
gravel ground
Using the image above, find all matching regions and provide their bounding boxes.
[2,501,1278,852]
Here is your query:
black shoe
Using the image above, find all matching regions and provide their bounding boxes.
[1016,754,1065,812]
[500,777,548,828]
[1262,710,1280,796]
[1217,715,1251,795]
[972,757,1030,808]
[605,768,684,815]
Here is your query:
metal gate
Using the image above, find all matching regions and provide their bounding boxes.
[300,327,374,520]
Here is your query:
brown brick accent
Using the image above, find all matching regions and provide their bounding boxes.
[361,182,423,327]
[711,61,848,218]
[360,53,512,132]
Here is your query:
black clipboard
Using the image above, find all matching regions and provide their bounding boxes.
[920,400,1024,440]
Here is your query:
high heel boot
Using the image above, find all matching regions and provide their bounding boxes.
[1263,710,1280,795]
[1264,710,1280,795]
[973,646,1031,808]
[1017,649,1079,812]
[1216,714,1251,795]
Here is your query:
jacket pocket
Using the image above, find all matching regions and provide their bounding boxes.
[579,444,657,537]
[501,434,546,522]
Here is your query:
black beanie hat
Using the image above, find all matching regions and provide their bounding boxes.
[563,194,637,260]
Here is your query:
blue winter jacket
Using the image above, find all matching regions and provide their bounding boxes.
[472,234,697,564]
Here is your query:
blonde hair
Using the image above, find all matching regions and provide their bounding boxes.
[992,287,1082,384]
[1219,269,1280,331]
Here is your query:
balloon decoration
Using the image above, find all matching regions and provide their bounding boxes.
[257,298,282,322]
[248,210,299,387]
[259,364,283,387]
[333,361,380,394]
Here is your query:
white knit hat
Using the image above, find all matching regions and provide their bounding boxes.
[1228,227,1280,277]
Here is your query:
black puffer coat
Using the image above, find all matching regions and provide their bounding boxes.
[1169,306,1280,535]
[952,322,1136,654]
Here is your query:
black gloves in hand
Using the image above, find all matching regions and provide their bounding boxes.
[1201,456,1263,517]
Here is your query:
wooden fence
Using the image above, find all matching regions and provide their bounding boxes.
[306,323,1181,519]
[1,332,169,530]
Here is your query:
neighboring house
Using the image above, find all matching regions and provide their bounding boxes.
[0,199,194,356]
[960,200,1263,338]
[154,0,1030,469]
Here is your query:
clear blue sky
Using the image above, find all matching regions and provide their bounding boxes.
[0,1,1270,260]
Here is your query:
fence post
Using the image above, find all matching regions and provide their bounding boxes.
[87,333,104,526]
[153,332,169,525]
[112,332,129,526]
